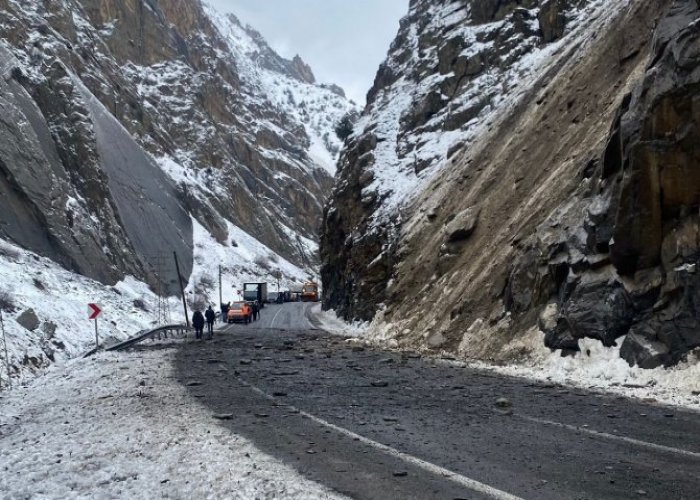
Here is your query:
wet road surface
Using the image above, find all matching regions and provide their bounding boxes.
[174,303,700,499]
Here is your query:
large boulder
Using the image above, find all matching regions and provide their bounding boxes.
[562,279,634,347]
[620,331,672,369]
[16,309,40,332]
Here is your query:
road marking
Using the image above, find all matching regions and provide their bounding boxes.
[520,415,700,460]
[244,383,523,500]
[268,306,285,330]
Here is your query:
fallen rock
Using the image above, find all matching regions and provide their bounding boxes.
[620,331,671,369]
[16,308,40,332]
[213,413,234,420]
[495,398,512,408]
[371,381,389,387]
[42,321,57,339]
[444,206,480,243]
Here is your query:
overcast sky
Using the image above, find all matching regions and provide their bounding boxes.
[207,1,409,105]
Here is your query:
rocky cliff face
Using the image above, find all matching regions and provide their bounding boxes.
[0,0,355,291]
[322,0,614,320]
[322,0,700,368]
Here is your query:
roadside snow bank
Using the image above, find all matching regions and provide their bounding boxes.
[0,348,344,499]
[309,304,368,338]
[472,335,700,411]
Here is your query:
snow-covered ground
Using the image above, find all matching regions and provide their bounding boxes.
[0,347,344,499]
[0,238,159,385]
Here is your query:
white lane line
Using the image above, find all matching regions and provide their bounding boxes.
[244,383,523,500]
[520,415,700,460]
[268,306,285,330]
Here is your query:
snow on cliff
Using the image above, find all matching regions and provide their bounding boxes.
[205,4,358,174]
[354,0,617,224]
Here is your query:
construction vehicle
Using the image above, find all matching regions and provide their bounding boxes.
[301,281,319,302]
[243,283,268,307]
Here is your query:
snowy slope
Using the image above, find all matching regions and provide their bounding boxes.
[205,5,358,174]
[354,0,614,222]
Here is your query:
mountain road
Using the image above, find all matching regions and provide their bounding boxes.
[174,302,700,499]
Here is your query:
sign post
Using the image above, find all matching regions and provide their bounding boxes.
[88,303,102,348]
[0,307,9,389]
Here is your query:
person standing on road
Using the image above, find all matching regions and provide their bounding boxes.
[252,301,260,322]
[192,309,205,340]
[221,302,230,323]
[205,306,216,339]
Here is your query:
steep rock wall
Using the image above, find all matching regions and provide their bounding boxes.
[322,0,616,321]
[322,0,700,368]
[0,0,355,291]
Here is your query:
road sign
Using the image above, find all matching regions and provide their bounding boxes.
[88,303,102,320]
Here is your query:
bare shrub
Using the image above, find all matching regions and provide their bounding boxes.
[254,256,271,271]
[199,273,215,289]
[0,290,16,312]
[133,298,149,312]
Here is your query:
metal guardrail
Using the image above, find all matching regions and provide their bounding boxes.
[84,324,191,357]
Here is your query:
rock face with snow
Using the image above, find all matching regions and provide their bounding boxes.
[0,0,355,292]
[322,0,700,368]
[321,0,610,321]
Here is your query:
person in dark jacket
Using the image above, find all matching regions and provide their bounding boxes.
[221,302,230,323]
[251,301,260,321]
[205,306,216,339]
[192,310,205,339]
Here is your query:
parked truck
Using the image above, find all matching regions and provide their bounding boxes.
[301,281,319,302]
[243,282,268,307]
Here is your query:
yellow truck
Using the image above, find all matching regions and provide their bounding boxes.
[301,281,319,302]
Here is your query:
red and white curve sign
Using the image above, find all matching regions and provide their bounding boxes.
[88,303,102,320]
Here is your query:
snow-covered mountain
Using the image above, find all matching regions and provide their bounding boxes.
[322,0,613,320]
[322,0,700,370]
[0,0,356,380]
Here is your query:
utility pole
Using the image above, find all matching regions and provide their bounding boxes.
[219,265,223,309]
[174,252,190,328]
[0,308,10,389]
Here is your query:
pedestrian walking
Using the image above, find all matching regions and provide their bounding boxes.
[192,310,205,339]
[205,305,216,339]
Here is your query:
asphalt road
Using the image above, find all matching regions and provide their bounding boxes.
[175,302,700,499]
